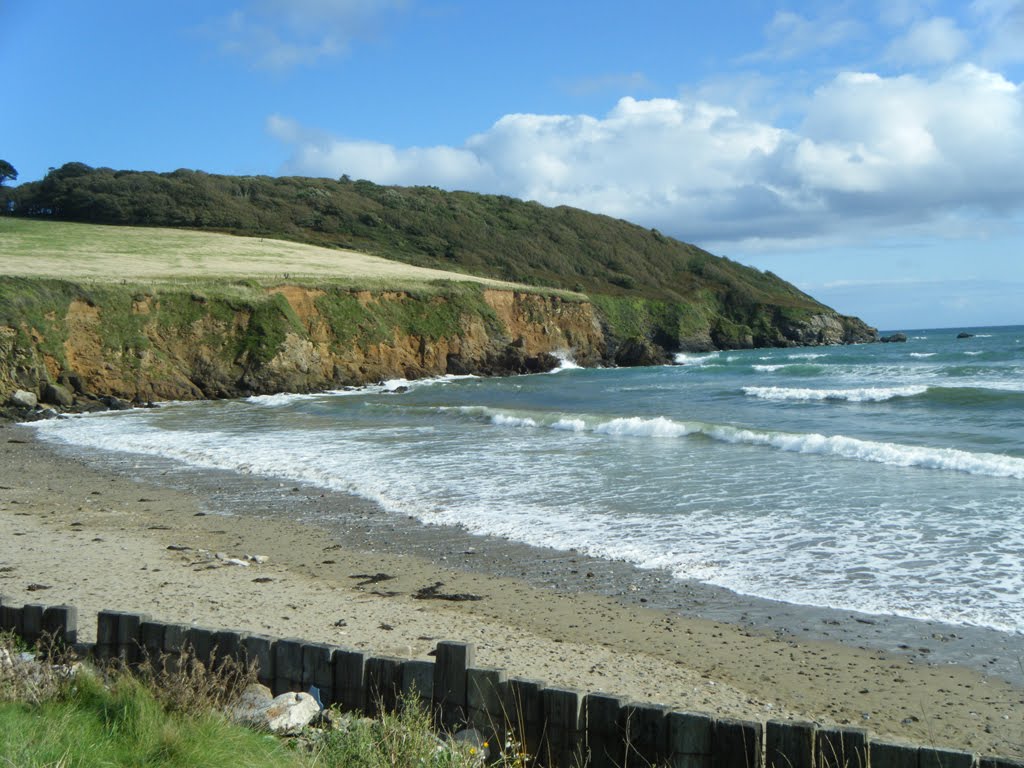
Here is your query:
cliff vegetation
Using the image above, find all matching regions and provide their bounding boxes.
[1,164,876,410]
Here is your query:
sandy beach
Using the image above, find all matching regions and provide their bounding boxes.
[1,423,1021,758]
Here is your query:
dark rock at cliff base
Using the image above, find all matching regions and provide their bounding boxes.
[614,338,669,367]
[957,332,974,339]
[42,383,74,407]
[99,395,132,411]
[881,333,908,343]
[481,346,559,376]
[445,354,472,376]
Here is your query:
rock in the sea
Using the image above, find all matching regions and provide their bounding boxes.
[880,333,908,343]
[614,337,667,367]
[42,383,74,407]
[229,684,321,733]
[99,395,132,411]
[7,389,38,409]
[957,331,974,339]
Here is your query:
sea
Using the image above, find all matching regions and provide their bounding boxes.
[28,325,1024,638]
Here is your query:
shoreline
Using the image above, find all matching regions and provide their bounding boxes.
[1,424,1022,758]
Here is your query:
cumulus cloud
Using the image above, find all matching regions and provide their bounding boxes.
[269,65,1024,247]
[203,0,407,70]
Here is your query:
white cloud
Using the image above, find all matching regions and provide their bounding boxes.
[878,0,934,28]
[884,17,968,65]
[971,0,1024,65]
[204,0,407,71]
[269,65,1024,247]
[744,10,864,62]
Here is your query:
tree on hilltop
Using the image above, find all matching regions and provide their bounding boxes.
[0,160,17,186]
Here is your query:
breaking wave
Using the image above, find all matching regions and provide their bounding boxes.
[743,385,928,402]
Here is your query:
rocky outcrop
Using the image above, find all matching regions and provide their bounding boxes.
[776,312,877,347]
[881,333,908,343]
[613,337,669,367]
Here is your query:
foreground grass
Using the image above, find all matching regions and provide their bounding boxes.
[0,634,502,768]
[0,673,298,767]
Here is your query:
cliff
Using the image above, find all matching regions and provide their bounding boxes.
[0,278,608,407]
[0,213,875,413]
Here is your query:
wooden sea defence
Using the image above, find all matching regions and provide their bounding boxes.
[1,596,1020,768]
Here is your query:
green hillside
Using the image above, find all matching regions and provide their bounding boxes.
[4,162,875,352]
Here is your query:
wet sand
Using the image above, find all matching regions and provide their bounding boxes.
[1,424,1021,757]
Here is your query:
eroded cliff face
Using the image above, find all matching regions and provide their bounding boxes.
[0,284,607,405]
[0,279,876,412]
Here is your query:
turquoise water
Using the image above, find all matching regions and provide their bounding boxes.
[32,326,1024,634]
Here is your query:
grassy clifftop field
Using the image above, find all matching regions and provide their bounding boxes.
[1,163,876,410]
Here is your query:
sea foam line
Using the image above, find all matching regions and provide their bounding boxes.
[473,408,1024,479]
[743,385,928,403]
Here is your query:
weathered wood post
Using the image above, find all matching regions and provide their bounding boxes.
[433,640,475,730]
[622,701,671,765]
[582,692,624,768]
[714,717,764,768]
[817,727,868,768]
[766,720,816,768]
[273,637,304,694]
[504,677,546,763]
[365,655,404,716]
[333,646,368,713]
[541,686,583,768]
[467,666,508,760]
[670,711,715,768]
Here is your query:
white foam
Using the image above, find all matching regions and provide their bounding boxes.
[787,352,826,360]
[593,416,695,438]
[704,425,1024,479]
[548,350,581,372]
[491,413,538,428]
[908,352,936,358]
[456,406,1024,479]
[245,392,308,407]
[742,385,928,403]
[752,364,785,372]
[552,418,586,432]
[673,352,719,365]
[964,351,983,356]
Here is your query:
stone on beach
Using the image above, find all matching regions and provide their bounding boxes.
[7,390,38,409]
[229,683,321,733]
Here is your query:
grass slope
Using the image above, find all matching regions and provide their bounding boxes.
[0,217,538,292]
[7,163,830,310]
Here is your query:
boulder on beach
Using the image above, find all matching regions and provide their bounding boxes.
[7,389,38,409]
[42,383,74,407]
[229,684,321,733]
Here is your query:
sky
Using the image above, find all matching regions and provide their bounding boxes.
[3,1,1024,330]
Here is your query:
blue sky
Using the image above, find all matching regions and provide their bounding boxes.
[4,1,1024,330]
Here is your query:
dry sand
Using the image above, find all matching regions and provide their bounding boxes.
[0,424,1021,758]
